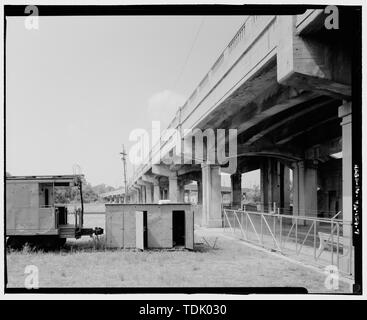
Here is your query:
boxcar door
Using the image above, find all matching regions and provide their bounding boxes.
[135,211,144,250]
[185,209,194,250]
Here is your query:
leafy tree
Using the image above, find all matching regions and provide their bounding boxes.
[54,179,115,203]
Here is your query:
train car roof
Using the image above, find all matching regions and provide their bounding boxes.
[6,174,84,184]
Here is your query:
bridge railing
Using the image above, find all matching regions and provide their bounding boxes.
[223,209,354,276]
[128,15,277,188]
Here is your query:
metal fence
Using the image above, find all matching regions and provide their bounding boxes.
[223,209,353,276]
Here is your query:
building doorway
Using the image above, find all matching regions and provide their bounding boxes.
[172,210,185,247]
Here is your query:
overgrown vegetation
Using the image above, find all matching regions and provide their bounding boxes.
[54,180,117,203]
[6,233,351,292]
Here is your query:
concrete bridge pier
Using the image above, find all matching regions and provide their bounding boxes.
[178,179,186,203]
[132,185,141,204]
[166,175,186,203]
[260,159,291,213]
[292,160,318,223]
[142,174,161,203]
[282,164,291,213]
[138,179,153,203]
[197,180,203,205]
[230,171,242,209]
[339,101,352,223]
[339,101,353,272]
[168,176,179,202]
[152,165,186,203]
[153,181,161,203]
[179,170,202,204]
[137,185,143,204]
[145,183,153,203]
[142,185,147,204]
[201,163,222,227]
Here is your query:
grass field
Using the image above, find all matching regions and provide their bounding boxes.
[6,214,350,293]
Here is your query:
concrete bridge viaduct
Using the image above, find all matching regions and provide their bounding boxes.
[124,10,353,233]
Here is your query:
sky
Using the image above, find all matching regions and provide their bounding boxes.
[6,15,260,188]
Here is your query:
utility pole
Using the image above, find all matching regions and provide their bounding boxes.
[120,145,128,203]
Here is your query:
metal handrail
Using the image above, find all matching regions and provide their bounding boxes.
[223,208,353,275]
[225,208,348,224]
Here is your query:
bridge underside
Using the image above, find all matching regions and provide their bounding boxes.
[126,10,354,238]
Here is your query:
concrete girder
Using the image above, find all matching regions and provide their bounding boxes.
[236,143,304,163]
[151,164,177,178]
[177,165,201,176]
[142,174,159,185]
[243,96,335,147]
[210,82,320,158]
[277,15,351,99]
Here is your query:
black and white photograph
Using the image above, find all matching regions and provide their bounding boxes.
[0,0,364,303]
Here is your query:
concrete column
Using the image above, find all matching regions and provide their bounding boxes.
[292,162,299,216]
[339,102,352,223]
[145,183,153,203]
[270,160,281,209]
[136,187,140,203]
[304,161,318,217]
[231,171,242,209]
[153,182,160,203]
[202,164,222,227]
[168,176,178,202]
[292,160,318,221]
[184,190,190,203]
[142,185,147,204]
[260,160,269,211]
[339,101,353,273]
[260,161,292,214]
[178,180,185,203]
[140,187,144,203]
[283,165,291,212]
[197,180,203,205]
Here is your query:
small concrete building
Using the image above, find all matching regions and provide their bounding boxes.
[105,204,194,250]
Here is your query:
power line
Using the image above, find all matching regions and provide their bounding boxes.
[172,17,205,91]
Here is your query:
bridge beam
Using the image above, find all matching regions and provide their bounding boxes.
[152,164,176,178]
[277,15,351,99]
